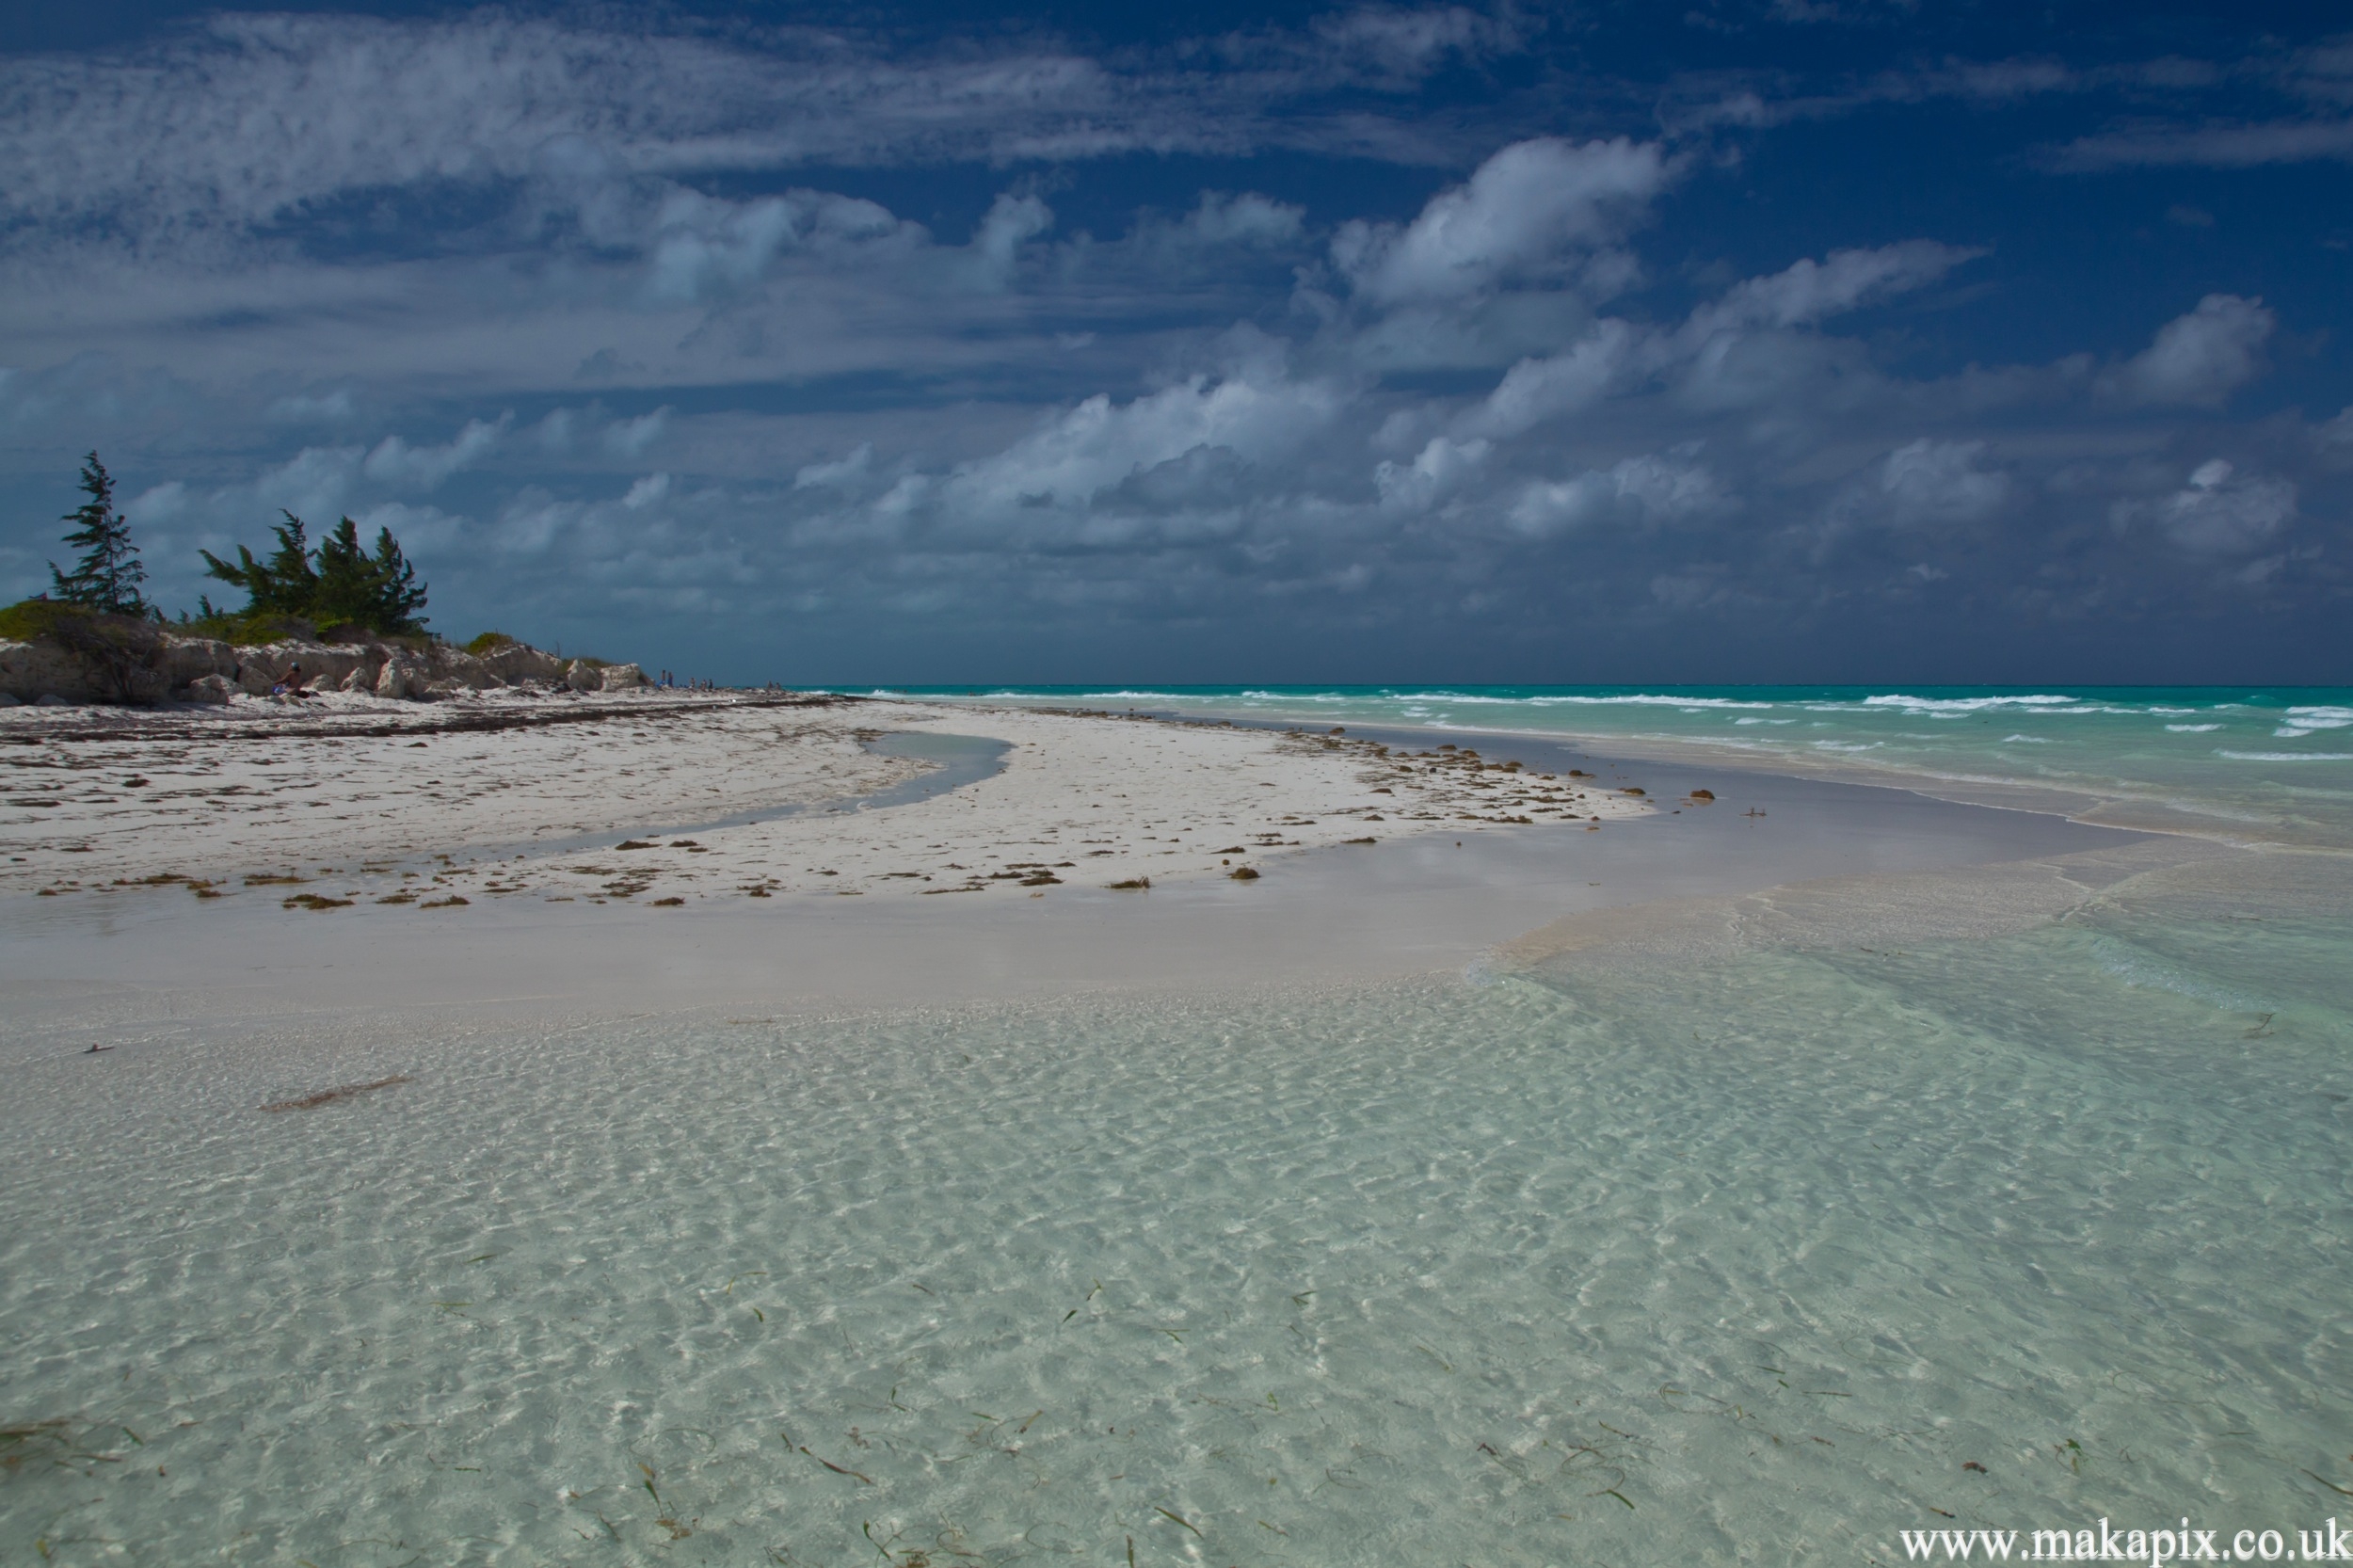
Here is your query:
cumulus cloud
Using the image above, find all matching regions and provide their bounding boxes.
[1461,320,1644,439]
[795,443,875,489]
[964,194,1057,290]
[1332,137,1673,306]
[2106,294,2276,407]
[645,188,908,304]
[1873,439,2010,526]
[2116,458,2298,553]
[602,408,671,460]
[253,444,365,521]
[1171,192,1307,249]
[123,481,189,525]
[0,11,2342,664]
[1683,242,1985,340]
[362,418,504,489]
[939,353,1343,526]
[1508,452,1730,536]
[1374,436,1491,512]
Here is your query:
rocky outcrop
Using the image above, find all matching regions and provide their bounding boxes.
[476,642,566,684]
[0,638,103,704]
[0,622,632,708]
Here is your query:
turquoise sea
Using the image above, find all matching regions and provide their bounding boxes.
[3,689,2349,1564]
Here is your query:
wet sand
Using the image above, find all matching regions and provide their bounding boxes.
[0,713,2159,1048]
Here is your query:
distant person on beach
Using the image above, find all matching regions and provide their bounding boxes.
[271,662,305,697]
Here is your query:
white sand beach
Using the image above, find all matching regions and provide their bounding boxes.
[0,689,1654,907]
[0,688,2164,1035]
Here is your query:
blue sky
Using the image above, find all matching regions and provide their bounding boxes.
[1,0,2347,683]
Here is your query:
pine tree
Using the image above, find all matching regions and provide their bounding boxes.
[200,512,427,633]
[365,524,428,632]
[200,512,319,619]
[49,452,151,616]
[310,518,374,627]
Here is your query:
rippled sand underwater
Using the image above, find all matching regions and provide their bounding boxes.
[4,865,2349,1565]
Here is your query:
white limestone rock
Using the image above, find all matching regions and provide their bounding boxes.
[478,643,564,684]
[376,657,424,699]
[600,662,648,691]
[156,637,236,688]
[0,638,102,703]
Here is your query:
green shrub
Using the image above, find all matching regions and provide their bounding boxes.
[0,598,92,643]
[464,631,518,656]
[174,610,318,648]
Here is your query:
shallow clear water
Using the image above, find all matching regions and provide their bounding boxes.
[5,697,2352,1564]
[5,888,2350,1564]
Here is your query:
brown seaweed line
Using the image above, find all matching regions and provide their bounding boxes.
[261,1075,415,1112]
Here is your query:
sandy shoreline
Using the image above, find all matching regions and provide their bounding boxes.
[0,689,1652,906]
[0,692,2175,1049]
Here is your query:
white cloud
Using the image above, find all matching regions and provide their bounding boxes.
[1461,319,1643,439]
[644,187,908,304]
[1304,6,1516,84]
[124,481,188,525]
[602,408,671,459]
[944,359,1341,520]
[1684,242,1984,340]
[2115,457,2298,553]
[2048,118,2353,172]
[1374,436,1490,512]
[254,444,365,522]
[622,472,672,510]
[1875,439,2009,526]
[361,418,504,489]
[795,442,874,489]
[1333,137,1673,306]
[1508,451,1728,536]
[264,389,357,424]
[2107,294,2275,408]
[964,193,1056,290]
[0,13,1402,244]
[1170,191,1307,249]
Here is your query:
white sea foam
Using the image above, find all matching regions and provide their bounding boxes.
[2217,750,2353,761]
[2166,724,2221,732]
[1858,694,2081,715]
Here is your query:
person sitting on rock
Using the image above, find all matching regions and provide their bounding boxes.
[270,662,308,697]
